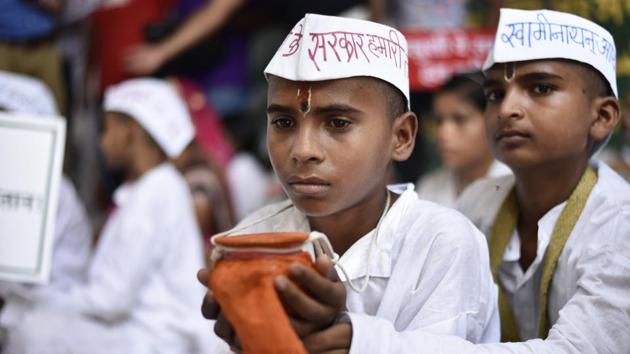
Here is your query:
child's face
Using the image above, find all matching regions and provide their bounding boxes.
[100,111,131,170]
[266,76,402,217]
[483,60,596,169]
[433,92,490,171]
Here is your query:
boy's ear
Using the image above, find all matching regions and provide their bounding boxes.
[590,96,621,142]
[391,111,418,162]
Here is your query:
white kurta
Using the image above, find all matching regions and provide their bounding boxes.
[3,164,212,354]
[390,161,630,353]
[0,176,92,327]
[210,183,500,353]
[416,160,511,208]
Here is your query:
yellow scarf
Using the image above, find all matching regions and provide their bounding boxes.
[489,166,597,342]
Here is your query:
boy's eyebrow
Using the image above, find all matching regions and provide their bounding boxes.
[313,103,362,115]
[266,104,294,114]
[266,103,363,115]
[517,71,564,82]
[483,72,564,89]
[483,79,503,90]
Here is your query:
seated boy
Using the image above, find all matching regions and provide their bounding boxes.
[355,8,630,353]
[0,70,92,345]
[3,78,212,354]
[200,14,500,353]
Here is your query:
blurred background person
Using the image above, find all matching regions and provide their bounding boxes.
[0,0,66,114]
[174,139,235,256]
[2,78,211,354]
[416,71,510,207]
[0,70,92,351]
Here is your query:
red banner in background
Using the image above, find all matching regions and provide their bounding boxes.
[405,29,495,91]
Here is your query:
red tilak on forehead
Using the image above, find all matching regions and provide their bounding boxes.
[297,86,312,114]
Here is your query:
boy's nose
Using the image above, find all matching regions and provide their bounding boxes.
[498,89,525,122]
[290,125,324,165]
[437,121,457,147]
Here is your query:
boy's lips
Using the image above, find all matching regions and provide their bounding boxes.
[495,129,531,147]
[287,176,331,197]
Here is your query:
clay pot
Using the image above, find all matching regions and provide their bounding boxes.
[209,232,314,354]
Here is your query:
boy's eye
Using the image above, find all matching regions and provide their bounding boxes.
[484,89,504,102]
[271,117,295,129]
[327,118,352,129]
[532,84,555,95]
[453,113,468,126]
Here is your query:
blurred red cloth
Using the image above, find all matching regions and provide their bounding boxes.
[173,78,234,167]
[91,0,172,91]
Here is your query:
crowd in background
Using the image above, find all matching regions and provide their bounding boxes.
[1,0,630,351]
[2,0,629,232]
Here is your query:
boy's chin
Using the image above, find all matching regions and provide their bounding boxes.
[291,198,338,218]
[495,150,541,170]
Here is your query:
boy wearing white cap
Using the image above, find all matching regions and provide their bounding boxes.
[352,8,630,353]
[199,14,500,353]
[3,78,211,354]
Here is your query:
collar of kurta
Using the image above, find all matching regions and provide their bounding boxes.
[501,200,565,263]
[227,183,416,282]
[335,183,414,282]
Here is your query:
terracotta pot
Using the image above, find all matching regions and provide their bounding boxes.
[209,232,313,354]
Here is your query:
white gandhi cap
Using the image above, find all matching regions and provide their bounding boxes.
[0,70,58,116]
[483,8,617,97]
[104,78,194,158]
[264,13,410,109]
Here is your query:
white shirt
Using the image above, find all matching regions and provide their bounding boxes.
[212,183,500,353]
[0,176,92,327]
[14,164,211,353]
[416,160,511,208]
[393,161,630,353]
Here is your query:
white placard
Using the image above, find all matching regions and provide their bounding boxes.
[0,112,65,284]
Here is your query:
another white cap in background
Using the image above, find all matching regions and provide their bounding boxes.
[264,13,410,108]
[104,78,195,158]
[483,8,617,97]
[0,70,59,116]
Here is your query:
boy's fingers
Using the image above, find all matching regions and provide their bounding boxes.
[314,255,338,280]
[196,268,209,286]
[214,312,236,346]
[288,316,320,338]
[303,323,352,353]
[287,263,345,308]
[230,335,243,353]
[201,290,220,319]
[275,275,337,324]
